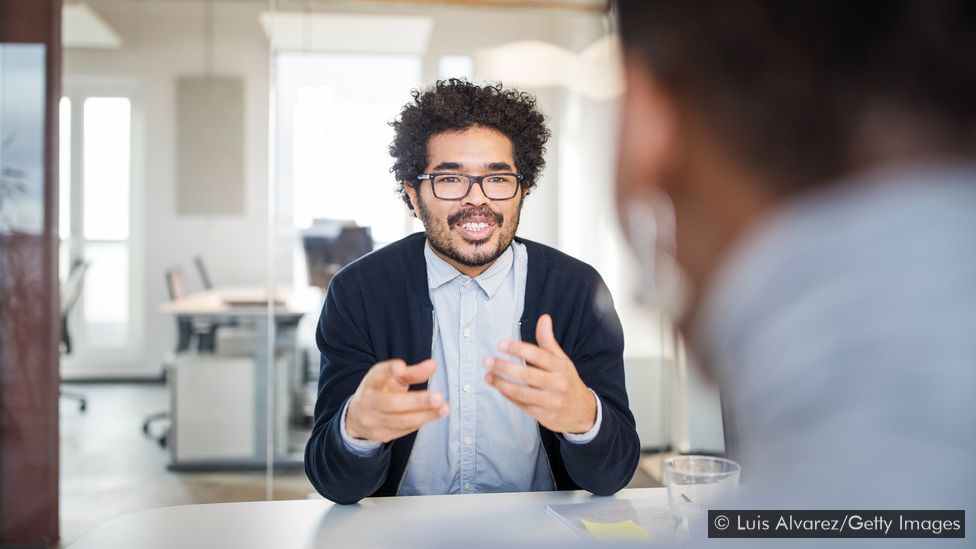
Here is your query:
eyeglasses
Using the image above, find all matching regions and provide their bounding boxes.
[416,172,524,201]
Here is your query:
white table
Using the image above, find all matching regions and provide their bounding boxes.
[69,488,670,548]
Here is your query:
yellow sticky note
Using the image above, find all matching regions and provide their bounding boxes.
[580,518,653,542]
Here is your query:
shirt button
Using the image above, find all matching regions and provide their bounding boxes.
[463,383,472,393]
[464,436,472,445]
[462,327,471,338]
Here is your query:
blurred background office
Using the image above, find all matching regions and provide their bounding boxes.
[1,0,723,546]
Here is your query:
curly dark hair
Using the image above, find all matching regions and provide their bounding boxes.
[389,79,551,211]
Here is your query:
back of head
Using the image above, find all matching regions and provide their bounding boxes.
[616,0,976,191]
[615,1,976,521]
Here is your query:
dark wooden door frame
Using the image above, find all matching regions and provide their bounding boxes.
[0,0,62,546]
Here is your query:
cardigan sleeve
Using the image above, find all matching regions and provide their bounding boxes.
[304,273,393,504]
[556,275,641,496]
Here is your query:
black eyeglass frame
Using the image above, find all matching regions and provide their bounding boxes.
[415,172,525,201]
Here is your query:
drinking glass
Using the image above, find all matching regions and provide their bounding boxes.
[664,455,740,535]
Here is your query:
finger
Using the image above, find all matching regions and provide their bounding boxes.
[382,403,450,432]
[485,372,548,406]
[483,356,550,388]
[497,340,558,371]
[375,390,444,413]
[535,314,567,357]
[389,359,438,387]
[364,359,406,389]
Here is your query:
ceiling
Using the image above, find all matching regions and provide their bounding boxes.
[69,0,608,13]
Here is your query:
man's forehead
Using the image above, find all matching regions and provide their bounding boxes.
[428,128,512,152]
[426,129,515,169]
[430,160,514,171]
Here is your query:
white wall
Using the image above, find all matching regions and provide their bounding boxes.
[64,1,272,377]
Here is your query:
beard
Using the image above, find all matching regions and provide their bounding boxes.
[416,194,523,268]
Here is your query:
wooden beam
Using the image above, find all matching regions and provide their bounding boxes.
[0,0,62,546]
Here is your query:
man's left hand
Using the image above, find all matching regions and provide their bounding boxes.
[484,314,597,434]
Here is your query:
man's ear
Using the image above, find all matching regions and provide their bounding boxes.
[404,181,420,215]
[615,57,678,202]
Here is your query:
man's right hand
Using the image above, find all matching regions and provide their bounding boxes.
[345,359,449,443]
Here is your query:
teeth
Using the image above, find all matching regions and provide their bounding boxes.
[462,222,489,231]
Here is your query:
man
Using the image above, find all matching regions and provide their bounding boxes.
[305,79,640,504]
[615,0,975,533]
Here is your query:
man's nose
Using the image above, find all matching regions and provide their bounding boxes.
[462,180,490,207]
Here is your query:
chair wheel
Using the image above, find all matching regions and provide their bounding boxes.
[79,401,87,412]
[159,434,168,448]
[142,422,150,434]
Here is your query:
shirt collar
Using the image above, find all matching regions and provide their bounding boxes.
[472,244,514,299]
[424,241,459,289]
[424,239,514,299]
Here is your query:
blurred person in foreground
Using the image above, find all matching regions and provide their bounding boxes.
[615,0,976,526]
[305,80,639,504]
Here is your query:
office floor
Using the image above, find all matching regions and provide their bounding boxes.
[59,382,660,546]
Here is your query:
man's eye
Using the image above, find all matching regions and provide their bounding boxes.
[439,176,462,183]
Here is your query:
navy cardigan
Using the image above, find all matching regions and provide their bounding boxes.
[304,233,640,504]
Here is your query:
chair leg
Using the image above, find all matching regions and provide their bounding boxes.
[61,391,87,412]
[142,411,168,435]
[142,412,170,449]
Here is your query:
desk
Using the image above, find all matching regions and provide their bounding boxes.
[70,488,669,548]
[159,287,306,470]
[159,287,295,318]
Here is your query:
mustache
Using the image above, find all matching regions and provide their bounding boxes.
[447,206,504,227]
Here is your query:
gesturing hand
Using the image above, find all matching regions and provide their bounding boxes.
[484,314,597,434]
[346,359,450,443]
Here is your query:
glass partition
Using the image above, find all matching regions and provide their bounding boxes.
[56,1,696,545]
[266,1,689,498]
[58,0,283,542]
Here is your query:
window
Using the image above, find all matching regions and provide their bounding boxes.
[277,52,421,248]
[60,91,136,352]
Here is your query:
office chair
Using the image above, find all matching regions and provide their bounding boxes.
[302,221,374,289]
[166,268,218,352]
[194,254,213,291]
[195,254,241,333]
[300,222,374,418]
[60,260,91,412]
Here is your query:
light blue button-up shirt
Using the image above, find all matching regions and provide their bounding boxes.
[338,239,602,495]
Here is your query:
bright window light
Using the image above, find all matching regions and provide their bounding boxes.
[59,96,71,241]
[83,97,130,241]
[278,53,421,246]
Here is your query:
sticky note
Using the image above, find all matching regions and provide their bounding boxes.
[580,518,653,541]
